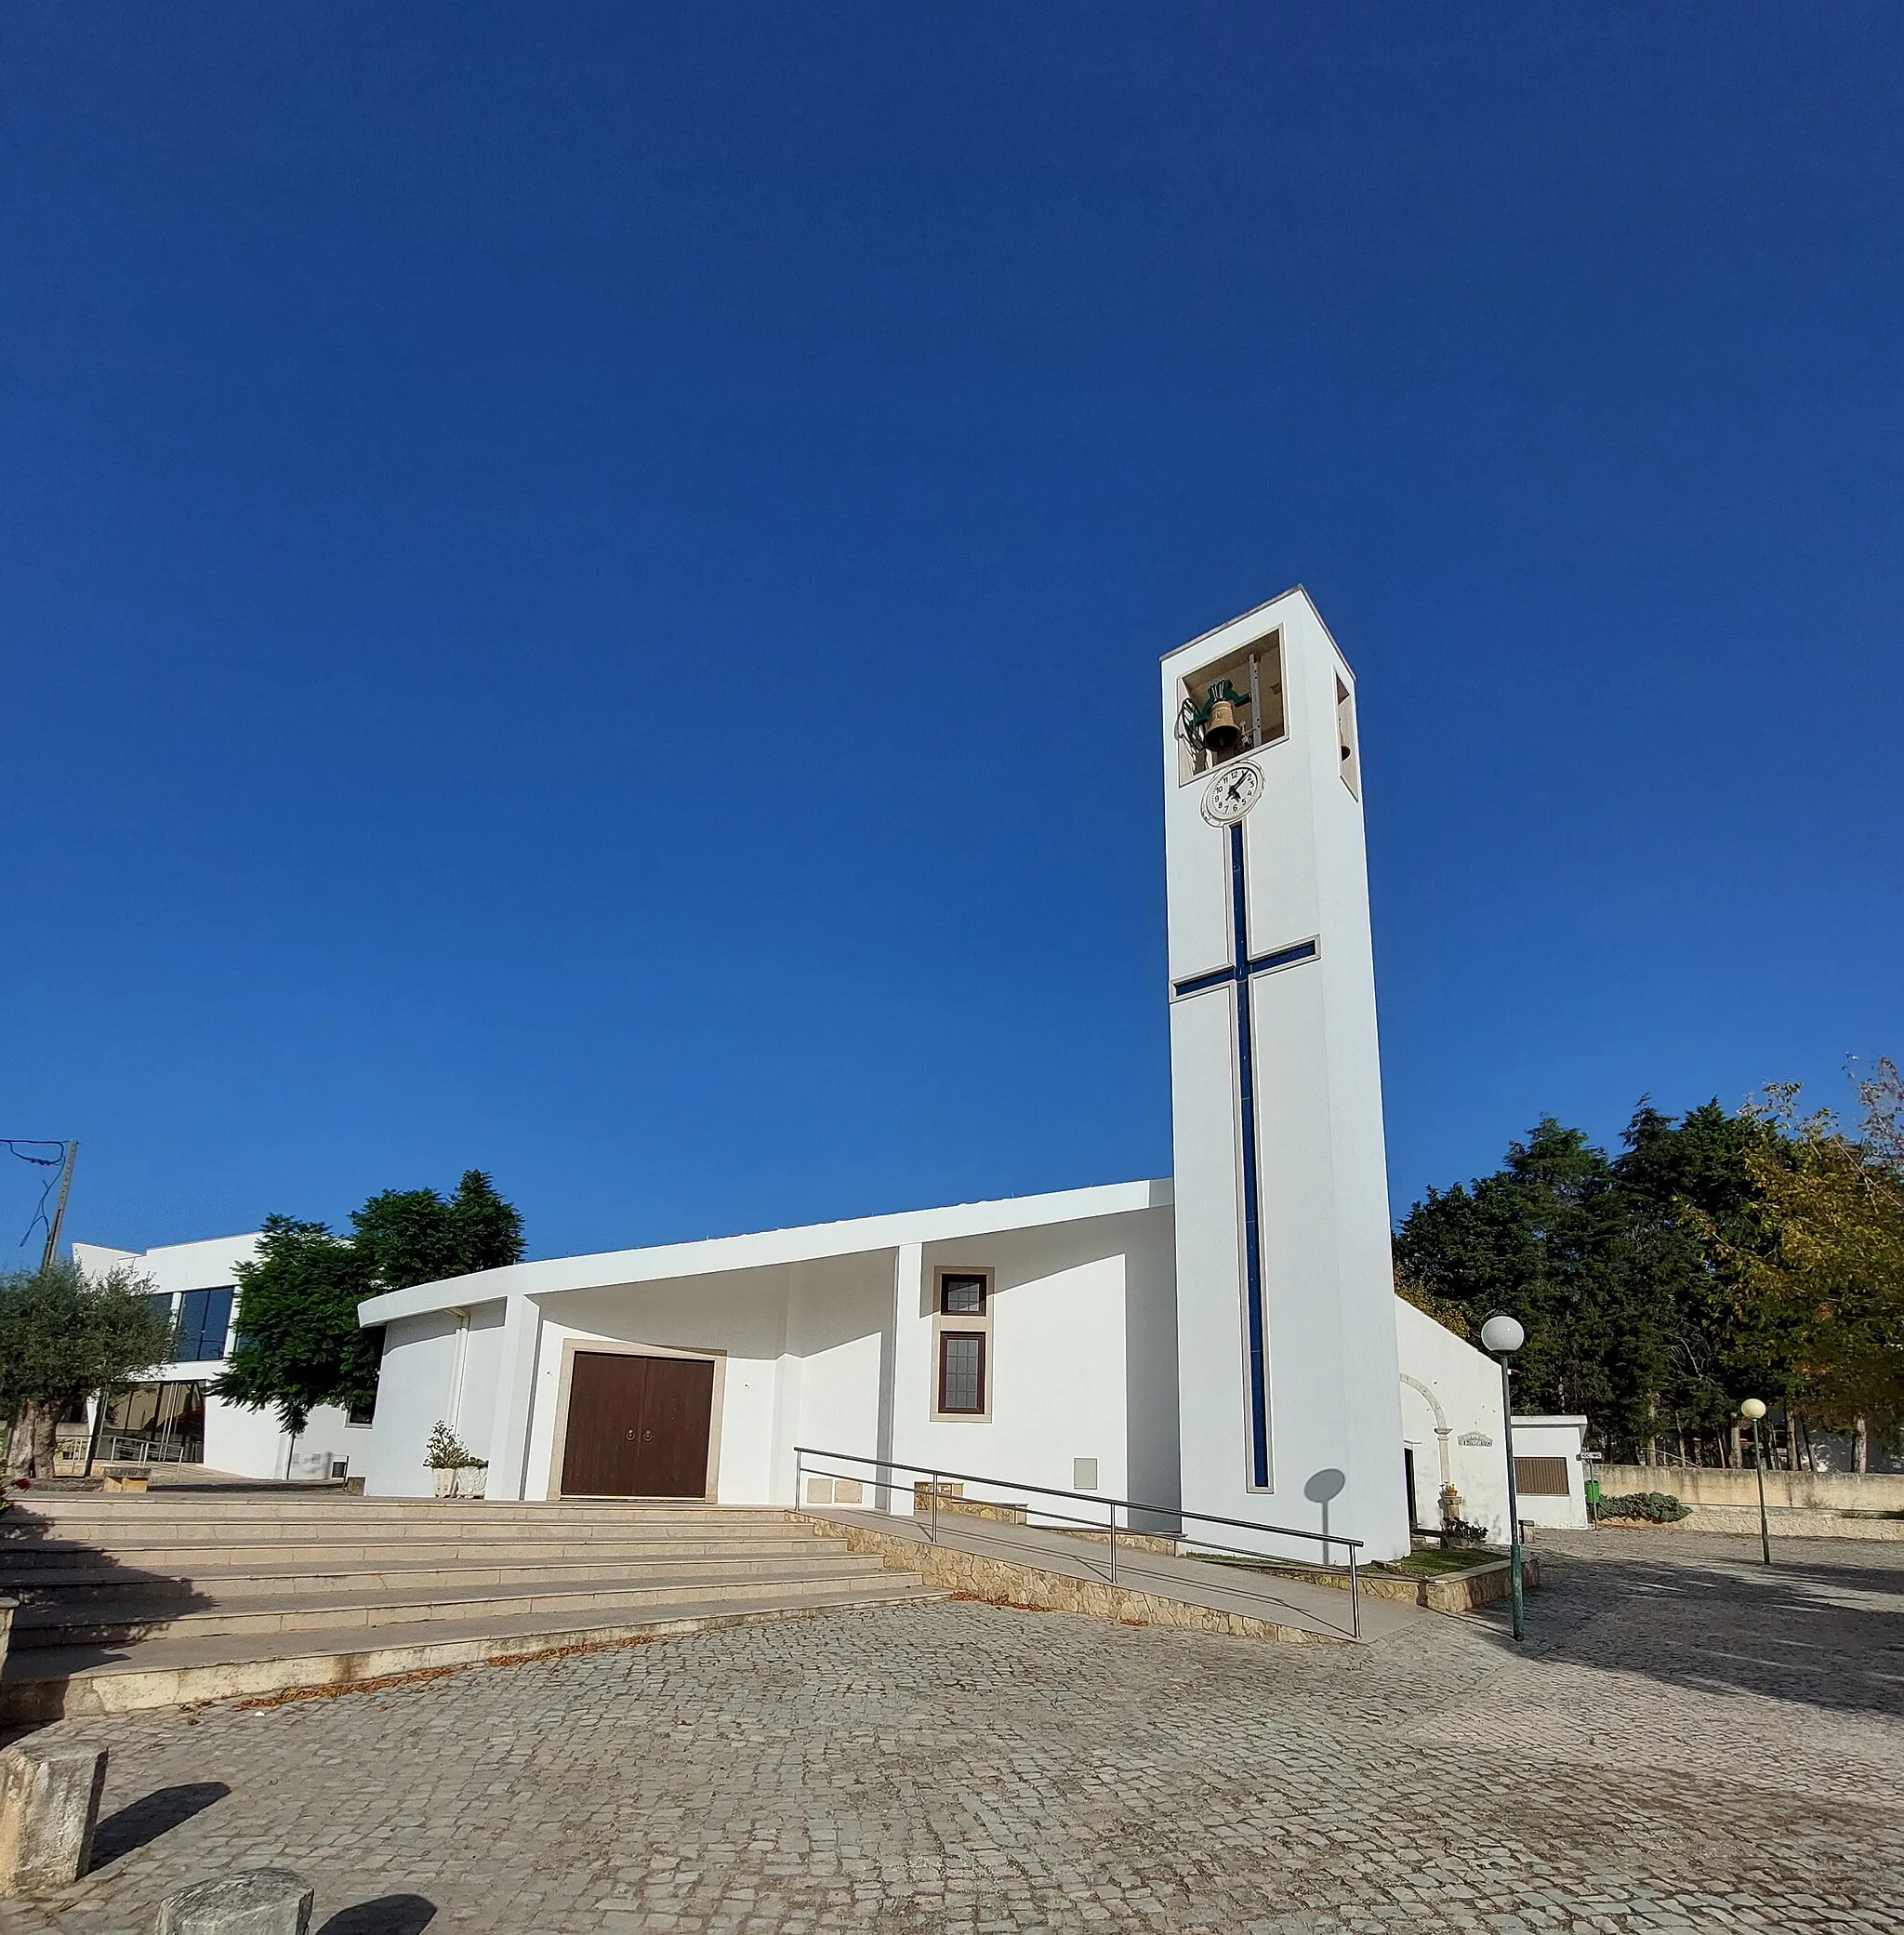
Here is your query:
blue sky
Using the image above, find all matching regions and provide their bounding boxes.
[4,4,1900,1262]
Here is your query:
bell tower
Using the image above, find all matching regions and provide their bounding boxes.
[1160,587,1408,1562]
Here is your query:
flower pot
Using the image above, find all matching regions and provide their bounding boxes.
[431,1467,456,1498]
[457,1465,487,1499]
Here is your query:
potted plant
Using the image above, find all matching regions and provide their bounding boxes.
[424,1422,488,1498]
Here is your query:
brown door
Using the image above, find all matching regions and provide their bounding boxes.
[559,1352,714,1498]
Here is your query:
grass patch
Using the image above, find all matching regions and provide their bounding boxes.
[1196,1544,1501,1580]
[1382,1545,1503,1576]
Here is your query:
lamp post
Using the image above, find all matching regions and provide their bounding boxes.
[1480,1313,1527,1642]
[1740,1398,1771,1565]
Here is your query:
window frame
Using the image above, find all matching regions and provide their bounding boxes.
[929,1265,995,1423]
[938,1271,987,1318]
[936,1331,987,1416]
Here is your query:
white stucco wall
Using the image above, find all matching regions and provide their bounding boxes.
[1393,1297,1511,1544]
[1509,1416,1590,1529]
[362,1310,466,1497]
[884,1215,1163,1526]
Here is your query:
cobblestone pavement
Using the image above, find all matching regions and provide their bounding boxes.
[2,1529,1899,1933]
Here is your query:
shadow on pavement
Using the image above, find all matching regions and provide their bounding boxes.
[320,1896,438,1934]
[88,1781,231,1868]
[1486,1534,1904,1718]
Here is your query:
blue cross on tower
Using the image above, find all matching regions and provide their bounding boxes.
[1170,819,1318,1490]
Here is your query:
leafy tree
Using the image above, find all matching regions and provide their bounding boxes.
[213,1216,378,1436]
[1614,1099,1793,1461]
[1393,1118,1632,1431]
[214,1173,525,1436]
[0,1260,174,1474]
[1725,1063,1904,1461]
[350,1171,524,1292]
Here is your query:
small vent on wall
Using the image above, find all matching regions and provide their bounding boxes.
[1073,1457,1099,1491]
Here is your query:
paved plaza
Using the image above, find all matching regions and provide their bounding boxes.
[2,1529,1899,1933]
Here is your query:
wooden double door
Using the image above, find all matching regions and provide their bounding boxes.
[559,1351,715,1499]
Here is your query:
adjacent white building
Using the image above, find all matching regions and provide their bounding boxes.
[70,1234,368,1482]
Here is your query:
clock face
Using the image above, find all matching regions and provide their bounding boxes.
[1201,762,1263,827]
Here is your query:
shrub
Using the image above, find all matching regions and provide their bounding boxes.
[1595,1491,1690,1523]
[424,1422,486,1471]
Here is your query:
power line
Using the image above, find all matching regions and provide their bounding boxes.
[3,1138,76,1262]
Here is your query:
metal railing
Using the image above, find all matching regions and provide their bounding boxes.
[795,1446,1363,1639]
[98,1434,199,1466]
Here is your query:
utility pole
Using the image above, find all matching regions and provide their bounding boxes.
[38,1141,78,1272]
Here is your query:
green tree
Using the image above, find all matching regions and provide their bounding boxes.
[0,1260,175,1474]
[350,1171,524,1292]
[1726,1063,1904,1459]
[1393,1118,1632,1431]
[213,1216,378,1436]
[214,1173,525,1437]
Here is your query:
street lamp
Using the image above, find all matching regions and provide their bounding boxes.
[1480,1313,1527,1642]
[1740,1398,1772,1566]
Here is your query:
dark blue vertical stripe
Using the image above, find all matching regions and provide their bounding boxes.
[1230,822,1271,1488]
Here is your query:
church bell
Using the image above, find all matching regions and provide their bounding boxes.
[1201,698,1242,758]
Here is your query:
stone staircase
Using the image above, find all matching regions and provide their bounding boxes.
[0,1494,938,1721]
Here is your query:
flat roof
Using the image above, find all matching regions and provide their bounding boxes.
[358,1177,1172,1326]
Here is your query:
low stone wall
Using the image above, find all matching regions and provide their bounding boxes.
[911,1485,1029,1526]
[1600,1465,1904,1512]
[792,1513,1352,1646]
[1601,1502,1904,1541]
[1252,1553,1540,1613]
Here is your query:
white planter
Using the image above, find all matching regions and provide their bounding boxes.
[457,1465,487,1499]
[431,1467,456,1498]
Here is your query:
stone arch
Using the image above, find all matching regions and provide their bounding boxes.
[1399,1372,1453,1493]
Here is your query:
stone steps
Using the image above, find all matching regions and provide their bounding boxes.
[0,1578,935,1723]
[0,1538,831,1585]
[0,1498,939,1719]
[8,1557,906,1646]
[0,1531,826,1571]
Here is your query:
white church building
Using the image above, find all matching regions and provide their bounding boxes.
[342,588,1580,1558]
[74,590,1585,1553]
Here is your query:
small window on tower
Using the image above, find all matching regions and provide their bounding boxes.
[1335,673,1359,798]
[1176,632,1287,784]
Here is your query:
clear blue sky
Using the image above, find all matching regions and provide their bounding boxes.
[4,5,1900,1263]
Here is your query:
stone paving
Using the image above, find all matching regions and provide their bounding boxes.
[2,1528,1899,1933]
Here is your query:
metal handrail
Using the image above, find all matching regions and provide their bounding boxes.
[794,1444,1361,1639]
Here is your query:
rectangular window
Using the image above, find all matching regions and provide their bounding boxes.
[937,1332,985,1414]
[173,1287,235,1362]
[1514,1456,1570,1497]
[939,1273,986,1317]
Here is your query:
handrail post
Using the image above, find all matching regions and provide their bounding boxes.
[931,1471,938,1546]
[1108,1503,1117,1584]
[1349,1546,1360,1640]
[795,1446,803,1510]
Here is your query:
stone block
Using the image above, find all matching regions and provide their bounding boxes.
[155,1868,315,1934]
[0,1741,108,1897]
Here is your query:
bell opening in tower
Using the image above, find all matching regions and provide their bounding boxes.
[1174,631,1287,784]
